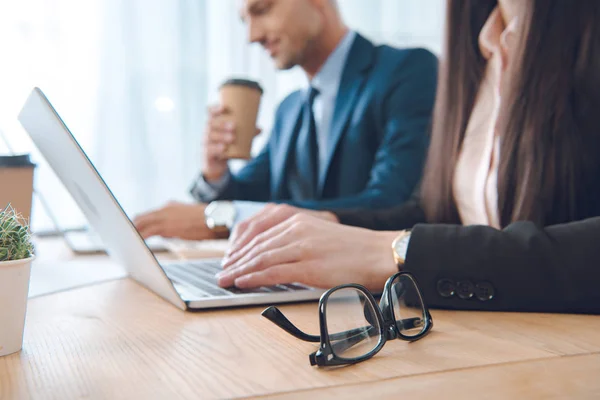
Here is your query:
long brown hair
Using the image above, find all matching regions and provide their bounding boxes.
[421,0,600,227]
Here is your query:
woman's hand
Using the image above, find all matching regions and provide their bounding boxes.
[217,213,399,291]
[227,204,338,259]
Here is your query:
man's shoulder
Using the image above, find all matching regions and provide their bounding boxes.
[372,45,438,73]
[345,34,437,89]
[357,44,438,94]
[350,33,436,66]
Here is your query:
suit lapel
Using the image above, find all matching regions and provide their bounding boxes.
[271,96,304,198]
[317,34,375,197]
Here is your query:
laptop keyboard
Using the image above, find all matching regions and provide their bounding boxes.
[161,259,309,299]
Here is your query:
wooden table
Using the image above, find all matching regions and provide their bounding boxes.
[1,239,599,399]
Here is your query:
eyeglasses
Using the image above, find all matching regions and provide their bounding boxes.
[262,272,433,367]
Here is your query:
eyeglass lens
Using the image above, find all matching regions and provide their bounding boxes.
[324,287,382,360]
[390,274,427,337]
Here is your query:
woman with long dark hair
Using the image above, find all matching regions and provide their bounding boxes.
[216,0,600,313]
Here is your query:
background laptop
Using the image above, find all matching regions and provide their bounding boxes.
[18,87,324,310]
[39,193,169,255]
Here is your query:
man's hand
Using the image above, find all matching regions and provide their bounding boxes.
[203,104,261,182]
[133,201,217,240]
[226,204,338,261]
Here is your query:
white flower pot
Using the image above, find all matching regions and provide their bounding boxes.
[0,256,34,357]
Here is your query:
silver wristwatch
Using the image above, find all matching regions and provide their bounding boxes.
[204,201,236,233]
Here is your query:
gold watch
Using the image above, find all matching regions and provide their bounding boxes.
[391,230,412,266]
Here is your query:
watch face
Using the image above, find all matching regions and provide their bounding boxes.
[206,201,236,229]
[210,204,231,221]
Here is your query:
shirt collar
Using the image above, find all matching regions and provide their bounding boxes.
[309,30,356,97]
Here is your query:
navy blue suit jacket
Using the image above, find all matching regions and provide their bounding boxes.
[213,34,438,210]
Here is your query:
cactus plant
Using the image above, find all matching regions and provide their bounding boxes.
[0,204,34,262]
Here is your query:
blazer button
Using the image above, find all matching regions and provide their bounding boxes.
[475,282,495,301]
[456,281,475,300]
[436,279,455,298]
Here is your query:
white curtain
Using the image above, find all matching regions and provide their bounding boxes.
[0,0,445,232]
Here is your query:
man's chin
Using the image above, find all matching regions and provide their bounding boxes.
[273,57,296,71]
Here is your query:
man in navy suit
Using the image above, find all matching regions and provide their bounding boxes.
[134,0,437,240]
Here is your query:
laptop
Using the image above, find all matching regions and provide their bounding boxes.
[18,88,324,310]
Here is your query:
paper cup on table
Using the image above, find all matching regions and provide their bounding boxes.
[0,154,35,223]
[219,79,263,160]
[0,256,34,357]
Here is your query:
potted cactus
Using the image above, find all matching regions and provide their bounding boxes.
[0,204,34,357]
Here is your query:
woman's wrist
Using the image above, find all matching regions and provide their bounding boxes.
[373,231,404,284]
[319,211,340,223]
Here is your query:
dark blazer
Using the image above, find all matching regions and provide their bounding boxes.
[335,201,600,314]
[205,34,438,210]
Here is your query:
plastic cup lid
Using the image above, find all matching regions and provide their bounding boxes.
[220,78,263,94]
[0,154,36,168]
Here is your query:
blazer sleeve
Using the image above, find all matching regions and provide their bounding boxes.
[404,217,600,314]
[213,144,272,202]
[282,48,438,211]
[333,198,427,231]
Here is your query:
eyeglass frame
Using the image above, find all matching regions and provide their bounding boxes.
[261,271,433,367]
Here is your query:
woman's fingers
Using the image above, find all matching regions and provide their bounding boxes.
[224,218,299,269]
[217,241,301,288]
[234,262,308,289]
[227,204,278,252]
[224,211,304,269]
[227,205,298,258]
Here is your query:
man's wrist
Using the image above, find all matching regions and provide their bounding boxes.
[373,231,403,285]
[203,169,227,184]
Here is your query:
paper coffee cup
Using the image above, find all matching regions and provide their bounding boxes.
[219,79,263,160]
[0,257,34,357]
[0,154,35,223]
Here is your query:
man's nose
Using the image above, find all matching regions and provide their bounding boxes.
[247,20,265,44]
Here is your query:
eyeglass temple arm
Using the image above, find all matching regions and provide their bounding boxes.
[395,316,425,331]
[261,306,321,343]
[327,316,423,342]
